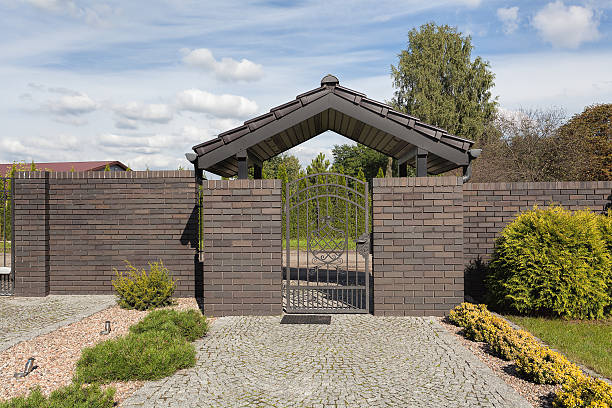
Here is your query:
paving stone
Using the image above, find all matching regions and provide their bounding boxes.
[123,315,531,408]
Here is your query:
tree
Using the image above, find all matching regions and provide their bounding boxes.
[306,152,330,175]
[262,154,301,181]
[376,167,384,178]
[331,144,389,180]
[104,164,111,171]
[471,108,567,182]
[556,104,612,181]
[391,22,497,144]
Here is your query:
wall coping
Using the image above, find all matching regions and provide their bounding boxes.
[373,176,462,187]
[15,170,195,179]
[202,179,281,189]
[465,180,612,190]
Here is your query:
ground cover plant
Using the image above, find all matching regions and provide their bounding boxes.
[129,309,208,342]
[506,315,612,380]
[449,303,612,407]
[0,383,115,408]
[75,309,206,383]
[486,206,612,320]
[112,260,176,310]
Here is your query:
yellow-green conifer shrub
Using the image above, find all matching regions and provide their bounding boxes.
[488,328,539,361]
[554,375,612,408]
[448,302,489,327]
[112,260,176,310]
[487,206,611,319]
[514,343,584,385]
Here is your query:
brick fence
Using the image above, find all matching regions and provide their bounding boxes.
[10,171,612,316]
[372,177,464,316]
[200,179,282,316]
[13,171,197,297]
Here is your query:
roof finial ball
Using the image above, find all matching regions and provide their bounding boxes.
[321,74,339,87]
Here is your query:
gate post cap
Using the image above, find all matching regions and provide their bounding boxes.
[321,74,339,87]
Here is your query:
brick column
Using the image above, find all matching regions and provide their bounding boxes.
[14,171,49,296]
[201,179,282,316]
[372,177,464,316]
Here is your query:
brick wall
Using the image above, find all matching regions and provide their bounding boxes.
[13,171,197,297]
[464,181,612,264]
[201,179,282,316]
[13,172,49,296]
[463,181,612,300]
[372,177,464,316]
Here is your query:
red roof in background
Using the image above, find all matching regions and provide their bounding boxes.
[0,161,127,176]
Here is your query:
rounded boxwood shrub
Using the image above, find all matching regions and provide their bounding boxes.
[112,260,176,310]
[129,309,208,342]
[487,206,611,319]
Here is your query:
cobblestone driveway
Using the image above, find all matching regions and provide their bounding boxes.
[0,295,116,352]
[123,315,531,408]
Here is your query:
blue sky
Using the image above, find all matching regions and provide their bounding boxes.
[1,0,611,173]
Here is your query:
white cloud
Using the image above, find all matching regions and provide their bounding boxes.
[182,48,264,82]
[532,1,600,48]
[21,0,112,26]
[0,138,27,154]
[490,51,612,114]
[497,7,519,34]
[181,125,214,143]
[97,132,174,154]
[46,93,98,115]
[176,89,259,118]
[113,102,173,124]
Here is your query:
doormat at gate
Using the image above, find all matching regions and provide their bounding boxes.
[280,315,331,325]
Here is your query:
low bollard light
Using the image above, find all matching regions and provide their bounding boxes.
[100,320,111,335]
[14,357,35,378]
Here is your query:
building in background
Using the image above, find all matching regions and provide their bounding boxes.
[0,161,128,176]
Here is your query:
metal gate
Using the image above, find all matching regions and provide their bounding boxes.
[283,173,370,314]
[0,177,14,295]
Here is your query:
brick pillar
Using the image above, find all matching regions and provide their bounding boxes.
[201,179,282,316]
[14,171,49,296]
[372,177,464,316]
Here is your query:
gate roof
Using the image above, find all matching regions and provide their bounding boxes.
[191,75,475,177]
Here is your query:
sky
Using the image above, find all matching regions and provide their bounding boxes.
[0,0,611,175]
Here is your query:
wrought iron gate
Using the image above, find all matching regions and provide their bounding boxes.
[0,177,14,296]
[283,173,370,314]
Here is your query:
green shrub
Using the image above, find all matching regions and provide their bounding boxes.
[112,260,176,310]
[75,330,196,383]
[487,206,611,319]
[0,383,115,408]
[130,309,208,342]
[553,375,612,407]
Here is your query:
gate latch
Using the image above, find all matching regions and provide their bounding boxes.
[356,233,370,259]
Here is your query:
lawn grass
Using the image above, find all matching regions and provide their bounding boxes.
[282,238,357,250]
[505,315,612,379]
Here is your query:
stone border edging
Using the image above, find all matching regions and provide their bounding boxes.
[0,296,117,354]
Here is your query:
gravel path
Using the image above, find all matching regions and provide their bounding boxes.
[123,315,532,408]
[0,295,116,352]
